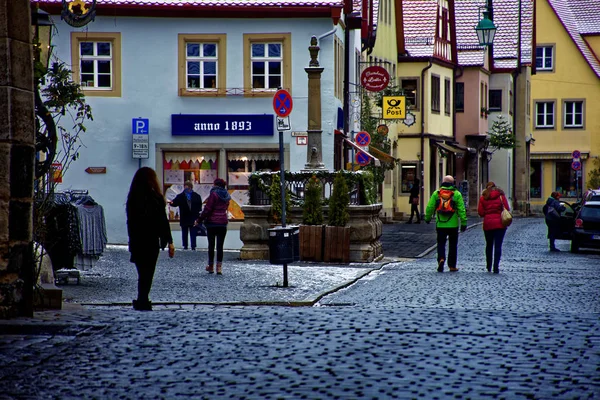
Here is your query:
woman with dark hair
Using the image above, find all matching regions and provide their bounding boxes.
[126,167,174,311]
[477,181,510,273]
[543,191,566,252]
[197,178,231,274]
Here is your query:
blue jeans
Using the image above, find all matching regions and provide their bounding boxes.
[484,228,506,269]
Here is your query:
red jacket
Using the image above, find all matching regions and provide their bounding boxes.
[478,188,510,231]
[198,187,231,226]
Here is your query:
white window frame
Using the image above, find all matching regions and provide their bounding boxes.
[250,42,283,91]
[536,45,554,71]
[563,100,584,128]
[535,101,555,129]
[185,42,218,91]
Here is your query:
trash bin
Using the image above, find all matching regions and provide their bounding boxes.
[268,225,300,265]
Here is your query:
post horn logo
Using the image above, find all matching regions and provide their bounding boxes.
[62,0,97,28]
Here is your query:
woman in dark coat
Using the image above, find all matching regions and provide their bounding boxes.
[197,178,230,274]
[477,182,510,273]
[407,179,421,224]
[169,180,203,250]
[543,191,566,252]
[126,167,174,311]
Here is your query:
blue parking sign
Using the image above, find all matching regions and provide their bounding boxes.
[132,118,149,134]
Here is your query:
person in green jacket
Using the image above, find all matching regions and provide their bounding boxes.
[424,175,468,272]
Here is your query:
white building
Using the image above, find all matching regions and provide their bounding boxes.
[34,0,371,249]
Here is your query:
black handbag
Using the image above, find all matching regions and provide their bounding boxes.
[195,222,207,237]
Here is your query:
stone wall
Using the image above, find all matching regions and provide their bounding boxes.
[240,204,384,263]
[0,0,36,318]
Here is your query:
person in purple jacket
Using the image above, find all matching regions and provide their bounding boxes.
[196,178,231,274]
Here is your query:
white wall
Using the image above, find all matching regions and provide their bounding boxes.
[49,16,353,247]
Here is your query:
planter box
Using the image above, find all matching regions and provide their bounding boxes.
[323,226,350,263]
[299,225,324,261]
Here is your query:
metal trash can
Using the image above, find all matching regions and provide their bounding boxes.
[268,226,300,265]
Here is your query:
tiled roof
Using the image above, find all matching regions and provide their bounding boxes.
[352,0,379,29]
[567,0,600,34]
[455,0,533,69]
[547,0,600,78]
[402,0,437,57]
[32,0,344,6]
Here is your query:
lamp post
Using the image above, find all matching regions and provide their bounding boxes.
[475,9,497,46]
[31,6,57,180]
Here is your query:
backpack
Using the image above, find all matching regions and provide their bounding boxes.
[435,188,456,216]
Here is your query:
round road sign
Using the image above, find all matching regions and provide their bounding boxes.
[273,89,293,117]
[572,160,581,171]
[355,131,371,147]
[572,150,581,159]
[355,151,371,166]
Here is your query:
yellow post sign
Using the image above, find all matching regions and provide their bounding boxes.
[383,96,406,119]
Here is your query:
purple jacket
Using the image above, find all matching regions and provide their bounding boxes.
[198,187,231,226]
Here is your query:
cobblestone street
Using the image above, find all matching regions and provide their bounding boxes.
[1,218,599,399]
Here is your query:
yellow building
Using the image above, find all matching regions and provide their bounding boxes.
[530,0,600,210]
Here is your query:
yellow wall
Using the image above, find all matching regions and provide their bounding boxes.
[425,63,454,137]
[584,36,600,58]
[531,0,600,205]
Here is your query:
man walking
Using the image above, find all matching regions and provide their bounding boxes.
[169,181,203,250]
[424,175,467,272]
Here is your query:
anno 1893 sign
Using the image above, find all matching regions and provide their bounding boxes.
[360,66,390,92]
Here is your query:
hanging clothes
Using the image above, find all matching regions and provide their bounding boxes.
[73,196,108,270]
[43,194,82,271]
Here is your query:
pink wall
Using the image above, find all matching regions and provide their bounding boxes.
[456,68,489,141]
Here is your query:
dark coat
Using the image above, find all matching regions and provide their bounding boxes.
[543,196,565,235]
[477,188,510,231]
[171,190,203,226]
[127,195,172,263]
[409,184,419,204]
[198,187,231,227]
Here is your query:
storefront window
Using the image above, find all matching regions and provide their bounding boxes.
[163,152,218,222]
[227,152,279,220]
[400,164,417,193]
[555,161,582,198]
[530,161,541,198]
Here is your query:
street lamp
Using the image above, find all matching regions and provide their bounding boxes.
[31,7,54,79]
[475,9,497,46]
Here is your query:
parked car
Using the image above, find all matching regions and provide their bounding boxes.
[553,201,578,241]
[582,189,600,204]
[570,201,600,253]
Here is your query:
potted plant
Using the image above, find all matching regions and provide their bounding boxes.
[324,172,351,263]
[299,175,324,261]
[269,173,292,225]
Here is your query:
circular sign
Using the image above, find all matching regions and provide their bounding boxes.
[355,151,371,166]
[273,89,293,117]
[572,160,581,171]
[572,150,581,159]
[355,131,371,147]
[360,66,390,92]
[376,124,389,136]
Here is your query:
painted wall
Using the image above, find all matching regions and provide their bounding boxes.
[424,64,454,137]
[49,16,350,247]
[531,0,600,206]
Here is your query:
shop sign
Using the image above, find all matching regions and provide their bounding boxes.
[51,162,62,183]
[172,114,274,136]
[360,66,390,92]
[383,96,406,119]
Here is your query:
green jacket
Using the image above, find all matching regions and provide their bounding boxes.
[424,184,468,228]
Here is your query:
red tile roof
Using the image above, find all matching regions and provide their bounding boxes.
[547,0,600,78]
[567,0,600,35]
[32,0,344,6]
[402,0,437,57]
[455,0,486,66]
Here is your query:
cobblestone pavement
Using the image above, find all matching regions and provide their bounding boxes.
[0,218,599,399]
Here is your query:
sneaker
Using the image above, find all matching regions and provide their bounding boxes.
[550,248,561,252]
[486,266,492,272]
[437,259,445,273]
[449,267,459,272]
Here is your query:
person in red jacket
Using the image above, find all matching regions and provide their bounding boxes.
[196,178,231,274]
[477,181,511,273]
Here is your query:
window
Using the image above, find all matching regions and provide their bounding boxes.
[178,34,226,96]
[555,161,582,198]
[509,90,514,115]
[530,161,541,198]
[444,78,451,115]
[455,82,464,112]
[400,78,418,109]
[535,101,555,129]
[526,81,531,116]
[536,46,554,71]
[489,89,502,111]
[334,36,344,100]
[70,32,121,97]
[400,164,418,193]
[563,100,584,128]
[431,75,440,112]
[244,33,291,96]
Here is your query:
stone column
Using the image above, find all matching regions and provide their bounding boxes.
[304,36,326,171]
[0,0,36,318]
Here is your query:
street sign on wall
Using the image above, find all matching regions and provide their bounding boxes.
[360,66,390,92]
[132,118,149,159]
[383,96,406,119]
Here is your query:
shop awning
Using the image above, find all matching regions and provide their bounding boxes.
[368,145,396,164]
[435,142,466,156]
[164,152,217,163]
[530,152,589,160]
[344,138,381,167]
[228,152,279,161]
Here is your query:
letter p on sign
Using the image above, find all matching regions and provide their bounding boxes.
[132,118,149,134]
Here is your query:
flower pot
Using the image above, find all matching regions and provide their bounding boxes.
[299,225,324,261]
[323,226,350,263]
